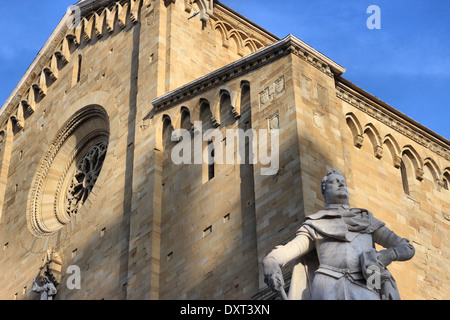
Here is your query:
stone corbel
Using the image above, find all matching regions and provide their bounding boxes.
[166,0,176,6]
[32,84,45,99]
[116,2,128,29]
[21,99,34,115]
[49,54,60,80]
[393,155,402,169]
[83,16,94,42]
[211,115,219,128]
[21,87,36,115]
[130,0,142,23]
[34,72,48,98]
[354,134,364,149]
[416,168,424,181]
[43,66,57,83]
[171,130,181,142]
[58,35,73,64]
[10,115,24,131]
[222,38,230,49]
[55,50,68,66]
[46,253,63,285]
[373,145,383,159]
[41,248,63,285]
[183,0,214,22]
[437,179,445,191]
[198,0,214,22]
[230,91,241,118]
[104,7,115,34]
[184,0,194,13]
[92,13,103,38]
[32,248,62,300]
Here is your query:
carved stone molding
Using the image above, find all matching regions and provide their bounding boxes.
[197,0,214,22]
[27,106,109,238]
[39,247,63,286]
[184,0,194,13]
[336,80,450,161]
[0,0,143,135]
[212,3,278,47]
[213,19,265,56]
[152,35,345,112]
[180,0,213,22]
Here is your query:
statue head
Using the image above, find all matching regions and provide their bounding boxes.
[321,169,349,207]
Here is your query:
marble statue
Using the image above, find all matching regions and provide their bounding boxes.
[32,276,57,300]
[262,169,415,300]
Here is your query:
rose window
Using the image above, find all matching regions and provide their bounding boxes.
[27,105,110,238]
[66,141,108,217]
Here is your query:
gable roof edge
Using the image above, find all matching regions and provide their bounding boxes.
[0,0,113,127]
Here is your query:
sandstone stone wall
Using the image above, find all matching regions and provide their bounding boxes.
[0,0,448,301]
[0,0,278,300]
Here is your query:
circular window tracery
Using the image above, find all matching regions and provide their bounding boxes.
[66,141,108,217]
[27,105,110,238]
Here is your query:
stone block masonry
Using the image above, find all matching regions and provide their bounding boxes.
[0,0,448,300]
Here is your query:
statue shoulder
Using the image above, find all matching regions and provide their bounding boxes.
[351,208,386,231]
[350,207,370,214]
[305,210,333,220]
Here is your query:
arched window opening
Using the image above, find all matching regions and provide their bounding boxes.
[77,54,82,83]
[443,172,450,191]
[72,54,82,86]
[219,90,235,127]
[200,101,216,184]
[162,117,175,151]
[180,108,191,131]
[400,160,410,195]
[241,82,251,108]
[208,140,215,181]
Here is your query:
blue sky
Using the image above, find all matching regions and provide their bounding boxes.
[0,0,448,139]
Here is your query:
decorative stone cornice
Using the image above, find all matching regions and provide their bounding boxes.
[0,0,142,132]
[76,0,113,15]
[212,1,278,47]
[336,78,450,161]
[152,34,346,111]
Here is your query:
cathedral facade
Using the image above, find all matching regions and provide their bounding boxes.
[0,0,448,300]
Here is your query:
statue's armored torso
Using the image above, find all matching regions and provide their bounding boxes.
[315,233,374,271]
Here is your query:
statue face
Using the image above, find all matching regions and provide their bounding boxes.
[324,173,349,206]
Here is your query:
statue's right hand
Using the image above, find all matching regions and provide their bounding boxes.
[262,257,285,293]
[267,271,285,294]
